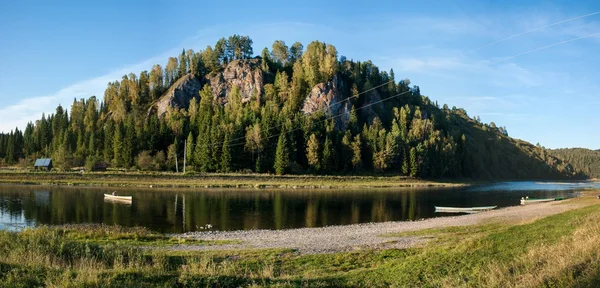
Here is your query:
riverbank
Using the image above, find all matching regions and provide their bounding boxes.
[1,191,599,286]
[174,196,591,254]
[0,171,467,189]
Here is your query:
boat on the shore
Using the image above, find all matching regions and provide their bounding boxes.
[434,206,497,214]
[520,196,563,205]
[104,193,132,202]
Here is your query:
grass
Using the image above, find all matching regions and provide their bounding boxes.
[0,170,466,189]
[1,199,600,287]
[41,224,235,247]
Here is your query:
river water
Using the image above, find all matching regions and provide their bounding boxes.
[0,181,596,233]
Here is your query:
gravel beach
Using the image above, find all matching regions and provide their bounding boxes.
[173,201,583,254]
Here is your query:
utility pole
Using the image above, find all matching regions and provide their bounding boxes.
[175,139,179,173]
[183,140,187,174]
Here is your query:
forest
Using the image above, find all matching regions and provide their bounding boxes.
[0,35,581,180]
[550,148,600,179]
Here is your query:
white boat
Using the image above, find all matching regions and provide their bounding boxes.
[104,193,132,201]
[520,197,562,205]
[434,206,497,213]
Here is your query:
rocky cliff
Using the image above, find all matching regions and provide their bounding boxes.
[206,59,263,104]
[151,59,264,117]
[301,74,351,129]
[152,74,202,117]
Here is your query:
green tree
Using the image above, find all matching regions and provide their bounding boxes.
[186,132,194,167]
[410,147,418,177]
[274,131,289,175]
[221,132,232,172]
[112,123,123,167]
[351,135,362,171]
[271,40,289,66]
[402,149,409,175]
[306,133,320,171]
[322,136,334,173]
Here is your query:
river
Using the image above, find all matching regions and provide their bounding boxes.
[0,181,596,233]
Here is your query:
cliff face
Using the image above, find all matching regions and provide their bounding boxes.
[151,59,264,117]
[206,59,263,104]
[301,74,351,129]
[154,74,202,117]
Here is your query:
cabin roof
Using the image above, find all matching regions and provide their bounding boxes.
[34,158,52,167]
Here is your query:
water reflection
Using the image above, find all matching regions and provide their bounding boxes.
[0,182,586,233]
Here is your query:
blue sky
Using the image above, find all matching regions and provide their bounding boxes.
[1,0,599,149]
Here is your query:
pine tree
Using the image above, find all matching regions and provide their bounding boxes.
[274,132,289,175]
[410,147,418,177]
[306,133,320,171]
[402,149,409,175]
[341,131,352,171]
[103,121,114,163]
[112,123,123,167]
[221,132,232,173]
[186,132,194,168]
[351,134,362,171]
[5,132,15,164]
[322,136,334,173]
[122,117,135,168]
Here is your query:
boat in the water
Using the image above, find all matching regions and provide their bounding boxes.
[520,196,563,205]
[434,206,497,214]
[104,193,132,202]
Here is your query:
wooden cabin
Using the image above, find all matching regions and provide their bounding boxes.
[34,158,52,171]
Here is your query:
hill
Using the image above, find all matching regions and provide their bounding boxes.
[0,35,580,180]
[550,148,600,179]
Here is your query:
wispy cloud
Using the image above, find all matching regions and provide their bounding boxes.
[0,22,328,133]
[0,54,170,132]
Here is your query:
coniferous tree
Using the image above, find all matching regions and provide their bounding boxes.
[322,136,334,173]
[186,132,194,168]
[410,147,418,177]
[112,123,123,167]
[402,149,409,175]
[351,135,362,171]
[306,133,320,172]
[274,131,289,175]
[221,133,232,173]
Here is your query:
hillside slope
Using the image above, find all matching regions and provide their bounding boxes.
[550,148,600,179]
[0,35,581,180]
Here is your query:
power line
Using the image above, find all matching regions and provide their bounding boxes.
[196,12,600,153]
[222,89,414,149]
[206,79,394,148]
[469,10,600,53]
[496,32,600,62]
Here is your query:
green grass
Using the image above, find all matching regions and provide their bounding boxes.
[1,204,600,287]
[40,224,235,247]
[0,170,466,190]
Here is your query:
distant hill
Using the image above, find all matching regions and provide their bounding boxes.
[0,35,582,180]
[550,148,600,179]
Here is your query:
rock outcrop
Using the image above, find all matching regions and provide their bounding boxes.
[151,59,264,117]
[301,74,351,129]
[153,74,202,117]
[206,59,263,104]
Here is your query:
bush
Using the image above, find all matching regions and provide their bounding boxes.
[135,151,154,171]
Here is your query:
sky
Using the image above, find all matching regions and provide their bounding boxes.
[0,0,599,149]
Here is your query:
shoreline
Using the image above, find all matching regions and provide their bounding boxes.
[175,197,595,254]
[0,171,468,190]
